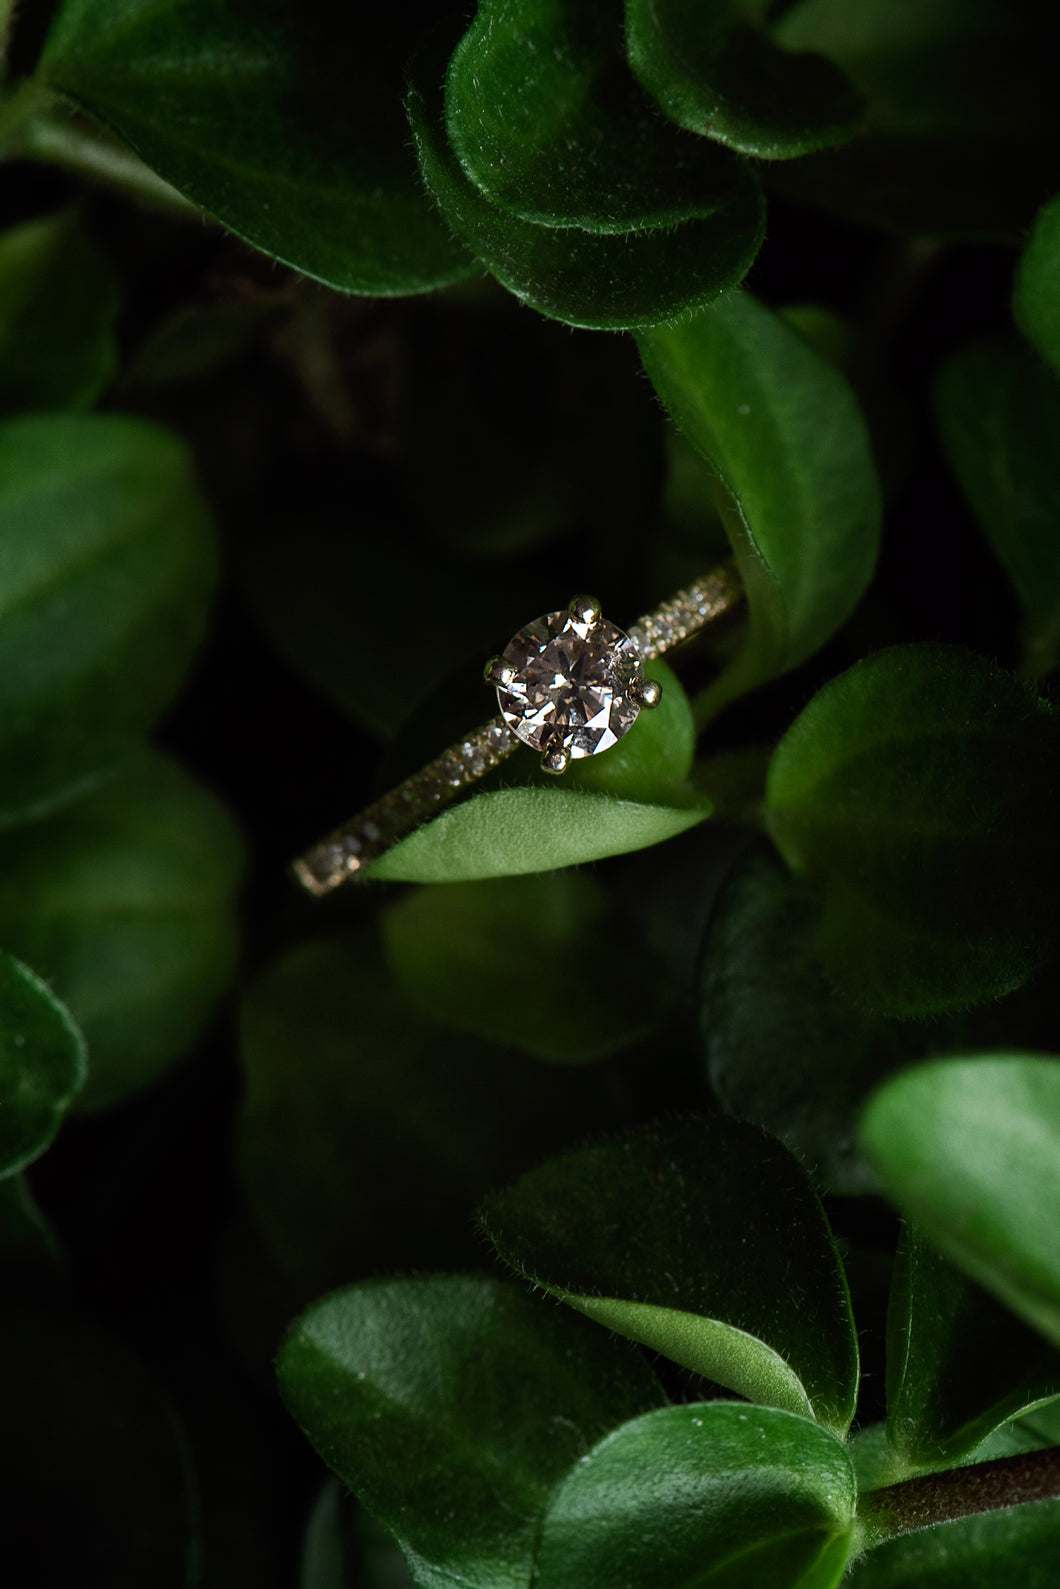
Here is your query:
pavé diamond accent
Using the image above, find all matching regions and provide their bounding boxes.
[496,608,643,759]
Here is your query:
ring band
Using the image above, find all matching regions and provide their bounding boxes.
[293,559,743,896]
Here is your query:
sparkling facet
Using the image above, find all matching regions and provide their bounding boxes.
[496,609,644,758]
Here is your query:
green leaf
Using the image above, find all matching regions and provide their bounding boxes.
[845,1499,1060,1588]
[238,932,631,1295]
[1015,192,1060,377]
[535,1401,856,1589]
[0,752,243,1112]
[0,211,117,414]
[277,1275,667,1589]
[0,411,217,824]
[408,19,764,330]
[637,290,880,723]
[368,783,711,885]
[625,0,863,159]
[0,1174,65,1278]
[770,1,1060,237]
[445,0,762,231]
[935,338,1060,679]
[39,0,474,296]
[885,1225,1060,1476]
[382,872,675,1064]
[0,950,85,1176]
[764,644,1060,1014]
[860,1055,1060,1352]
[479,1115,859,1437]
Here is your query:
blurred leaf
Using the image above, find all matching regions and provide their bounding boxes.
[0,1174,64,1277]
[885,1225,1060,1476]
[770,0,1060,236]
[367,784,712,885]
[637,290,880,723]
[479,1115,859,1437]
[277,1275,666,1589]
[238,932,630,1295]
[446,0,762,231]
[0,412,217,824]
[0,752,243,1112]
[535,1401,855,1589]
[625,0,862,159]
[408,19,764,329]
[861,1054,1060,1351]
[300,1480,347,1589]
[765,644,1060,1014]
[0,210,117,413]
[845,1498,1060,1588]
[0,1299,199,1588]
[0,950,85,1176]
[40,0,474,295]
[935,338,1060,679]
[1015,192,1060,377]
[382,872,675,1064]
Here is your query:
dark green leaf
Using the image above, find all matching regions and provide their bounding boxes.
[1015,192,1060,377]
[0,1174,64,1278]
[367,784,712,885]
[536,1401,856,1589]
[0,950,85,1176]
[277,1275,666,1589]
[479,1115,859,1437]
[885,1225,1060,1476]
[0,752,243,1112]
[845,1498,1060,1588]
[625,0,862,159]
[637,290,880,723]
[300,1481,347,1589]
[238,932,631,1295]
[0,412,217,824]
[770,1,1060,236]
[446,0,761,231]
[382,872,675,1064]
[860,1054,1060,1351]
[935,338,1060,679]
[0,211,117,413]
[764,644,1060,1014]
[40,0,474,295]
[408,19,764,329]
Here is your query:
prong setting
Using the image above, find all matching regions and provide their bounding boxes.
[567,594,602,630]
[630,675,663,709]
[484,654,517,688]
[541,742,571,775]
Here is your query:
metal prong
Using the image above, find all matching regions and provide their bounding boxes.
[541,743,571,775]
[630,675,663,709]
[484,654,516,688]
[567,594,601,629]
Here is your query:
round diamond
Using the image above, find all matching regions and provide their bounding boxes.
[495,607,644,758]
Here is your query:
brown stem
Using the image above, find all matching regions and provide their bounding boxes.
[859,1444,1060,1549]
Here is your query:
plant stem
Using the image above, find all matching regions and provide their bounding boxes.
[858,1444,1060,1550]
[14,105,199,216]
[0,0,18,76]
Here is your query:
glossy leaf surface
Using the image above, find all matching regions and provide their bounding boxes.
[625,0,862,159]
[383,872,674,1064]
[409,21,764,329]
[765,645,1060,1014]
[0,412,216,824]
[40,0,474,295]
[935,339,1060,679]
[862,1055,1060,1350]
[0,211,117,414]
[536,1401,855,1589]
[1015,192,1060,376]
[367,785,712,885]
[0,753,243,1111]
[885,1225,1060,1475]
[846,1498,1060,1588]
[480,1115,859,1436]
[638,291,880,722]
[0,952,85,1176]
[277,1275,666,1589]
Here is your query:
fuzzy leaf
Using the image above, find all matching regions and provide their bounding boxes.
[861,1055,1060,1351]
[1015,192,1060,377]
[536,1401,856,1589]
[637,291,880,723]
[277,1275,666,1589]
[479,1115,859,1437]
[845,1499,1060,1588]
[765,644,1060,1014]
[0,953,85,1177]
